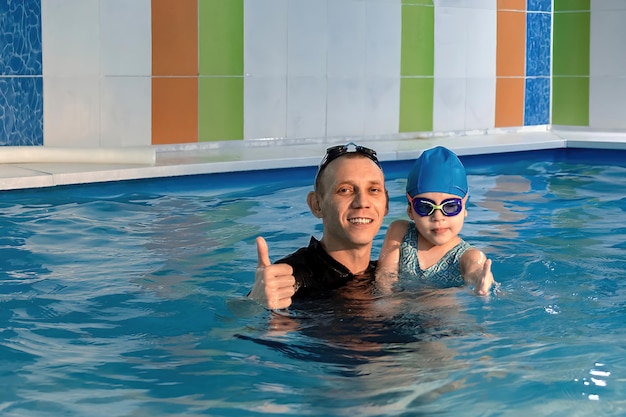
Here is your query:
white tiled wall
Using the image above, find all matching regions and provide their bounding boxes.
[244,0,401,141]
[37,0,626,148]
[590,1,626,129]
[433,3,496,132]
[42,0,151,147]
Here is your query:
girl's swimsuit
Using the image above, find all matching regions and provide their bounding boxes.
[399,222,471,287]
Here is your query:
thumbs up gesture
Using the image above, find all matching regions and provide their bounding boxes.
[248,237,297,310]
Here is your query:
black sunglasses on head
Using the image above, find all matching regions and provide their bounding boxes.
[317,142,381,174]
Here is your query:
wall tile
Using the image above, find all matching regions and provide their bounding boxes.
[466,8,497,78]
[0,77,43,145]
[466,77,496,130]
[43,76,100,147]
[434,7,466,78]
[527,0,552,12]
[433,77,466,131]
[404,0,433,5]
[41,0,99,77]
[244,0,287,78]
[100,77,151,147]
[590,10,626,77]
[199,77,243,141]
[327,0,366,78]
[0,0,42,76]
[152,78,198,144]
[554,0,590,11]
[326,77,366,137]
[152,0,197,76]
[100,0,151,76]
[495,77,524,127]
[552,11,589,76]
[589,76,626,129]
[434,0,468,7]
[524,77,550,125]
[497,0,525,10]
[364,77,401,136]
[399,77,433,132]
[286,76,327,139]
[552,77,589,125]
[244,76,287,139]
[526,12,551,77]
[287,0,327,77]
[496,10,525,77]
[366,0,402,78]
[591,0,626,11]
[401,2,434,76]
[200,0,243,76]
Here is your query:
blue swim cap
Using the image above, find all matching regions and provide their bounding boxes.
[406,146,468,198]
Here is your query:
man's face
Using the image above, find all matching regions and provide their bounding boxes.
[314,156,388,252]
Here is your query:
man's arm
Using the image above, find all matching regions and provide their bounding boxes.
[248,236,297,309]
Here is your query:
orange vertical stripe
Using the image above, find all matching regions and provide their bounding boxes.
[152,0,198,76]
[495,8,526,127]
[496,11,526,77]
[152,0,199,144]
[152,78,198,145]
[495,78,525,128]
[497,0,526,11]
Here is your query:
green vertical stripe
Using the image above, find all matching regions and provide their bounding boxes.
[199,78,244,141]
[552,77,589,126]
[399,3,434,132]
[400,78,433,132]
[553,12,590,76]
[554,0,590,12]
[401,3,433,77]
[199,0,243,75]
[552,8,589,126]
[198,0,244,141]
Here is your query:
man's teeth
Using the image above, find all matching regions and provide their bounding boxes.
[349,218,372,224]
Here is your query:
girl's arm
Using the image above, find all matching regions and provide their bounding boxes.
[376,220,409,277]
[460,248,494,296]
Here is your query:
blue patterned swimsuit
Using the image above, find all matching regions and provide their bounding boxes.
[399,222,471,288]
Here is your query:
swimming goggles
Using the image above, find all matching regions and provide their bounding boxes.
[318,142,381,171]
[407,194,464,217]
[315,142,382,187]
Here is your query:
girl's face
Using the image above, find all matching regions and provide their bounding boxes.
[407,192,467,247]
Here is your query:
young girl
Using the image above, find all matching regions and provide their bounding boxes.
[377,146,494,295]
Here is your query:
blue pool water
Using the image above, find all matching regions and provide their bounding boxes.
[0,148,625,416]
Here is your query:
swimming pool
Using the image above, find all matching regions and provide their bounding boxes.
[0,148,625,416]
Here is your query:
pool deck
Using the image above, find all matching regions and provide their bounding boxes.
[1,128,625,191]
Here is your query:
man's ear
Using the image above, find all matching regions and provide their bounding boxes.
[307,191,323,218]
[385,189,390,216]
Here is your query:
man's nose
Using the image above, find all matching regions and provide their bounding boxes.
[352,190,371,207]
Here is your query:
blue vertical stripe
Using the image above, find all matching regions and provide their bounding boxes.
[524,78,550,125]
[0,77,43,146]
[0,0,43,145]
[525,11,551,125]
[0,0,42,75]
[526,13,551,77]
[527,0,552,12]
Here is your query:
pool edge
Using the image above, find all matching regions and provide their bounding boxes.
[0,130,625,191]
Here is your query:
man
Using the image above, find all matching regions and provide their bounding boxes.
[248,142,388,309]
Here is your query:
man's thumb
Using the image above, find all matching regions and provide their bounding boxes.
[256,236,271,267]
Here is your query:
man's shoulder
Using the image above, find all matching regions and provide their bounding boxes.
[275,237,320,266]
